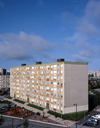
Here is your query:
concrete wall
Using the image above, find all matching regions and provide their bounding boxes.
[63,64,88,114]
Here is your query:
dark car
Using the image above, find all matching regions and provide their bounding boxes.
[10,103,17,107]
[87,120,98,125]
[0,92,4,96]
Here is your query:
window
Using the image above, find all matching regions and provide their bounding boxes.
[57,70,59,74]
[51,76,53,80]
[51,104,53,108]
[61,82,63,85]
[51,71,53,74]
[40,71,43,74]
[44,71,47,74]
[54,70,57,73]
[61,64,63,67]
[44,65,46,69]
[40,81,43,84]
[51,99,53,102]
[57,94,59,98]
[47,70,49,73]
[61,95,63,97]
[57,76,59,80]
[51,93,53,96]
[57,100,59,104]
[54,65,57,67]
[57,64,59,68]
[51,65,53,68]
[51,82,53,85]
[51,87,53,91]
[61,100,63,103]
[40,66,43,69]
[57,88,59,92]
[57,82,59,86]
[54,88,57,91]
[47,65,49,69]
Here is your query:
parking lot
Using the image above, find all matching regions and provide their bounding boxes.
[82,113,100,128]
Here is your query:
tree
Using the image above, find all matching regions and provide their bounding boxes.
[93,92,100,106]
[88,84,93,90]
[23,119,29,128]
[0,116,4,124]
[55,114,58,121]
[43,111,45,118]
[46,103,49,109]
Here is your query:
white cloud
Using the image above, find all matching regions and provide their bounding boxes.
[61,11,78,23]
[64,0,100,62]
[0,31,51,61]
[85,0,100,25]
[72,54,91,62]
[77,19,99,39]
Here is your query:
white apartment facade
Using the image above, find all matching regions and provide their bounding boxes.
[10,59,88,114]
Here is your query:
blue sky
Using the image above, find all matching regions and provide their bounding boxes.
[0,0,100,71]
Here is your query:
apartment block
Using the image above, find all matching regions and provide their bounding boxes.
[0,68,6,75]
[96,70,100,78]
[0,75,10,89]
[10,59,88,114]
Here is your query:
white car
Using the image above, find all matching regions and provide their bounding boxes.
[92,115,100,119]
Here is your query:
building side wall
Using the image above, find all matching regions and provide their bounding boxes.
[63,64,88,113]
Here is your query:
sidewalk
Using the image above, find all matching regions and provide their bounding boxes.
[5,98,75,127]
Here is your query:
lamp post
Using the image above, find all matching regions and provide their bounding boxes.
[84,105,87,121]
[74,103,77,128]
[61,106,66,119]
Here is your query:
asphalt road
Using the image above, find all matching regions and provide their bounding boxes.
[0,116,68,128]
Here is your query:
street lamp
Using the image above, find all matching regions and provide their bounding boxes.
[84,105,87,121]
[73,103,77,128]
[61,106,66,119]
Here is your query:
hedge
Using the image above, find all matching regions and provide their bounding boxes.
[0,100,12,104]
[14,99,26,104]
[48,110,89,121]
[27,103,44,111]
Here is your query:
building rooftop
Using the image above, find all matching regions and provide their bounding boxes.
[10,60,88,69]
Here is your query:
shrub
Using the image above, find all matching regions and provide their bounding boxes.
[48,110,89,121]
[0,116,4,124]
[37,112,40,115]
[0,100,11,104]
[27,103,44,111]
[14,99,26,104]
[23,119,29,128]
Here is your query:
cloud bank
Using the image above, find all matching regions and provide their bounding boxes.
[0,31,51,61]
[64,0,100,62]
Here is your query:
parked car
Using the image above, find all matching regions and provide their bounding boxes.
[10,103,17,107]
[92,115,100,119]
[0,98,4,101]
[87,120,98,125]
[3,106,8,109]
[0,92,4,96]
[0,107,5,110]
[88,118,99,124]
